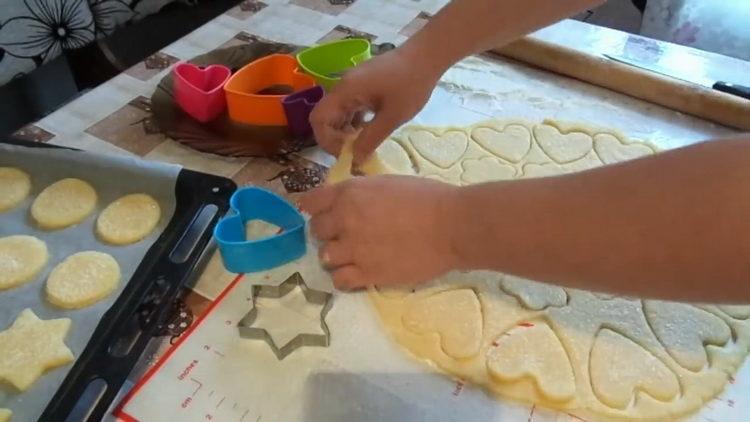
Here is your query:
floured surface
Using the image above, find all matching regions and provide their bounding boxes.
[362,119,750,420]
[119,230,750,422]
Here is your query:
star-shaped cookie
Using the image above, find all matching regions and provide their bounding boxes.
[0,309,74,392]
[0,408,12,422]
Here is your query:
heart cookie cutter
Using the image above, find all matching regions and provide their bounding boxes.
[173,62,232,123]
[224,54,316,126]
[214,187,306,273]
[282,85,324,138]
[296,38,372,91]
[238,272,333,360]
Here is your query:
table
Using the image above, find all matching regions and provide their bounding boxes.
[9,0,747,419]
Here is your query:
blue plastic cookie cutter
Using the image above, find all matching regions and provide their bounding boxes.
[214,187,306,273]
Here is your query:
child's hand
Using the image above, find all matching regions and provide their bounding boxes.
[300,175,460,289]
[310,49,441,165]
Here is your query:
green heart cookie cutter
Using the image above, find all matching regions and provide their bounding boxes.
[296,38,372,91]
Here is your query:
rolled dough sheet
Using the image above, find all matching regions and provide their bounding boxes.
[330,118,750,421]
[0,167,31,213]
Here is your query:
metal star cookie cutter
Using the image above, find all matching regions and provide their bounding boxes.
[237,272,333,360]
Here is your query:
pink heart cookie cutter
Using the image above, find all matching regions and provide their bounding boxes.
[173,62,232,123]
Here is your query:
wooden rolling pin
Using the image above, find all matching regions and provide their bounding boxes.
[491,37,750,131]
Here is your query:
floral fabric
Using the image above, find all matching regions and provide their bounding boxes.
[641,0,750,60]
[0,0,186,85]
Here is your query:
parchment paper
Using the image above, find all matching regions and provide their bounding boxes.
[0,142,180,421]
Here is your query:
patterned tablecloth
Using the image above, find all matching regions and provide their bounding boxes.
[6,1,748,417]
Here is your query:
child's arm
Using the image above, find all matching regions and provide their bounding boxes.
[303,135,750,303]
[311,0,604,163]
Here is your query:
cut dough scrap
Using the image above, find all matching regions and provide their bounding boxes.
[471,124,532,162]
[245,219,280,240]
[0,408,10,422]
[96,193,161,245]
[0,167,31,213]
[363,119,748,421]
[46,251,121,309]
[500,275,567,311]
[589,328,679,409]
[31,178,97,230]
[402,289,482,359]
[326,137,393,184]
[460,157,515,185]
[0,235,49,290]
[0,309,73,392]
[643,300,731,372]
[487,322,576,403]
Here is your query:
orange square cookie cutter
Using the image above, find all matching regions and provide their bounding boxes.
[224,54,316,126]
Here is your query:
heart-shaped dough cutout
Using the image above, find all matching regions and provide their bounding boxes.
[409,130,468,169]
[534,125,593,164]
[718,305,750,320]
[487,322,576,403]
[403,289,482,359]
[590,328,679,409]
[471,124,532,163]
[377,139,415,175]
[460,157,516,185]
[594,134,655,165]
[521,163,566,179]
[500,275,567,311]
[643,301,730,372]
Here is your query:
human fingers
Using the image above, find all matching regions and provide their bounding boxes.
[319,239,354,268]
[331,265,367,290]
[299,184,340,216]
[352,108,403,166]
[310,92,352,155]
[309,211,341,241]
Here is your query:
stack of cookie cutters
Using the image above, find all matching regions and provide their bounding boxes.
[171,39,374,139]
[214,187,333,359]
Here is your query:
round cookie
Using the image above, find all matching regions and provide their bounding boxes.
[31,178,97,230]
[46,251,121,309]
[96,193,161,245]
[0,167,32,213]
[0,235,49,290]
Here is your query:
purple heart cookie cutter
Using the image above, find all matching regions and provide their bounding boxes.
[282,86,324,138]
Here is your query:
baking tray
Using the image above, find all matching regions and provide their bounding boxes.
[0,139,236,421]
